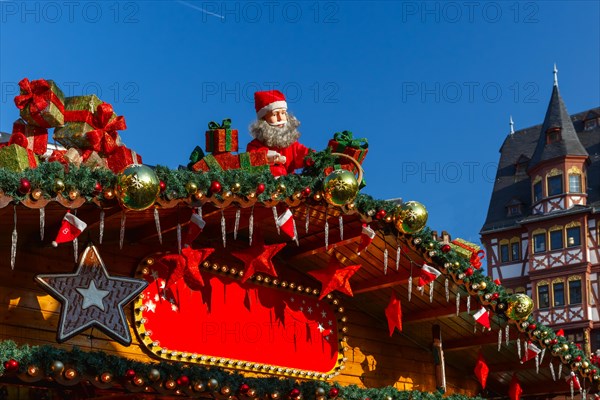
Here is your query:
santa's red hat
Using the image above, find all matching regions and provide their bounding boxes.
[255,90,287,119]
[473,306,491,329]
[357,224,376,255]
[184,213,206,247]
[276,208,296,240]
[52,212,87,247]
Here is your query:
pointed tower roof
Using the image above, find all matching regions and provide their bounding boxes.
[528,81,588,170]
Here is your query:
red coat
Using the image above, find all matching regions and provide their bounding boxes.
[246,139,311,176]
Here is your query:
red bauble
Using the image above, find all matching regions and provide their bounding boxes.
[177,375,190,386]
[240,384,250,394]
[210,181,222,193]
[491,293,499,300]
[303,187,311,196]
[159,180,166,192]
[8,359,18,370]
[290,388,301,398]
[94,182,103,193]
[304,157,315,167]
[441,244,451,253]
[328,388,339,398]
[18,178,31,194]
[528,324,536,331]
[465,267,473,276]
[375,210,386,220]
[125,369,136,379]
[3,361,9,370]
[256,183,266,194]
[575,356,582,362]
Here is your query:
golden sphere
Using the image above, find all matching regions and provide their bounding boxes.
[231,183,241,193]
[31,188,43,200]
[278,183,287,193]
[103,188,115,200]
[68,189,80,200]
[185,182,198,195]
[64,368,77,379]
[194,191,204,200]
[323,169,359,207]
[394,201,428,234]
[101,372,113,383]
[479,281,487,290]
[53,179,65,193]
[505,293,534,321]
[115,164,160,211]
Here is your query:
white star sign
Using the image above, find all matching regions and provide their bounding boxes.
[76,280,109,311]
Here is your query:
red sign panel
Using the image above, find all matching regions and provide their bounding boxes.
[134,255,344,379]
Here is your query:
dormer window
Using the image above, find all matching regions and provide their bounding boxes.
[547,175,563,196]
[515,155,529,175]
[508,205,521,216]
[546,127,561,144]
[585,118,598,131]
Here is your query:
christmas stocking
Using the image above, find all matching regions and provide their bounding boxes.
[184,213,206,247]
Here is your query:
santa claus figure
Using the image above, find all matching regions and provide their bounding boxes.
[247,90,311,177]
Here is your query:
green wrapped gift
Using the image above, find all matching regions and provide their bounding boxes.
[0,144,39,172]
[450,238,481,260]
[15,78,65,128]
[53,95,121,152]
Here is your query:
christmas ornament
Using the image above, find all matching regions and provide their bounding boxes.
[276,208,297,240]
[474,352,489,389]
[323,169,359,206]
[119,212,126,249]
[18,178,31,194]
[52,212,87,247]
[441,244,451,253]
[221,210,226,247]
[473,307,490,329]
[185,181,198,195]
[375,209,386,220]
[11,206,17,269]
[53,178,65,193]
[159,180,166,192]
[506,293,534,321]
[521,341,541,363]
[256,183,265,194]
[231,233,286,283]
[308,257,361,300]
[39,207,45,241]
[184,213,206,247]
[154,208,163,244]
[234,208,241,239]
[394,201,428,234]
[417,263,441,287]
[35,243,148,345]
[385,292,402,336]
[115,164,160,211]
[508,374,522,400]
[160,247,215,290]
[210,181,222,193]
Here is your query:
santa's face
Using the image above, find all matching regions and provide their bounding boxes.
[263,109,288,127]
[249,112,301,149]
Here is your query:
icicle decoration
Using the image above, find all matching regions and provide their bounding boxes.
[505,325,510,346]
[305,205,310,233]
[408,276,413,302]
[535,354,539,374]
[197,206,203,219]
[73,209,79,262]
[571,377,574,399]
[11,206,17,269]
[221,210,226,248]
[550,362,556,381]
[119,212,126,250]
[395,246,401,271]
[339,215,344,240]
[383,249,389,275]
[249,206,254,246]
[292,218,299,246]
[99,210,105,244]
[418,286,424,296]
[429,282,434,303]
[324,217,329,250]
[473,324,477,333]
[558,363,563,379]
[154,208,162,245]
[539,348,546,364]
[39,207,45,240]
[234,208,241,240]
[581,389,586,400]
[456,292,460,315]
[517,337,522,359]
[177,223,182,254]
[466,295,471,314]
[272,207,280,234]
[498,329,502,352]
[445,278,450,302]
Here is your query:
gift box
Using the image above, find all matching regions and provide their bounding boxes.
[205,119,238,153]
[11,119,48,155]
[106,146,142,173]
[191,151,269,173]
[0,143,39,172]
[327,131,368,165]
[54,96,124,155]
[14,78,65,128]
[450,238,485,268]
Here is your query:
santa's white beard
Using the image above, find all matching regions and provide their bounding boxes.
[249,114,301,148]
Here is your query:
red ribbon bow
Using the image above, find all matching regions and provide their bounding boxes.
[86,103,127,155]
[14,78,52,111]
[8,132,29,148]
[470,250,485,269]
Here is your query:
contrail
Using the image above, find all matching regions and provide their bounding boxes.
[176,0,225,19]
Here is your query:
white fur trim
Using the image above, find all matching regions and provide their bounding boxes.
[257,100,288,118]
[276,209,293,227]
[64,213,87,232]
[190,213,206,229]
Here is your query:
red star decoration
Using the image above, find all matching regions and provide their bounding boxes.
[231,236,286,283]
[308,257,361,300]
[385,292,402,336]
[160,247,215,290]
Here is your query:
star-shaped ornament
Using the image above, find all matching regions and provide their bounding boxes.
[35,243,148,346]
[308,256,361,300]
[385,292,402,336]
[159,247,215,291]
[231,233,286,283]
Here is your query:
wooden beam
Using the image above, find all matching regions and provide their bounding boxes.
[352,270,411,294]
[404,303,462,323]
[432,324,446,392]
[444,331,508,351]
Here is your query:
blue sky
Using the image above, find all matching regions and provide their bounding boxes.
[1,1,599,247]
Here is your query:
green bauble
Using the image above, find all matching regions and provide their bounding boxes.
[115,164,160,211]
[394,201,428,234]
[323,169,359,206]
[506,293,534,321]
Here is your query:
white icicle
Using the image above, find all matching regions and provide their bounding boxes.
[11,206,17,269]
[73,210,78,262]
[558,363,563,379]
[99,209,105,244]
[339,215,344,240]
[474,324,477,333]
[550,362,556,381]
[429,282,434,303]
[418,286,424,296]
[272,207,280,234]
[177,223,182,253]
[234,208,240,240]
[305,205,310,233]
[498,330,502,352]
[456,292,460,315]
[221,210,226,248]
[535,354,539,374]
[505,325,510,346]
[396,246,401,271]
[325,218,329,250]
[571,378,574,399]
[383,249,388,275]
[581,389,586,400]
[249,206,254,246]
[154,208,162,245]
[119,212,126,250]
[466,295,471,314]
[408,276,413,302]
[292,218,299,246]
[197,206,203,219]
[445,278,450,302]
[39,207,45,240]
[539,348,546,364]
[517,337,522,359]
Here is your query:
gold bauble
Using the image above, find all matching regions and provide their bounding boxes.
[31,188,43,200]
[505,293,534,321]
[231,183,241,193]
[185,182,198,195]
[68,189,80,200]
[394,201,428,234]
[103,188,115,200]
[53,179,65,193]
[115,164,160,211]
[479,281,487,290]
[323,169,359,207]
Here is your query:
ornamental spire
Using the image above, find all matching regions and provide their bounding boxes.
[509,115,515,135]
[553,63,558,87]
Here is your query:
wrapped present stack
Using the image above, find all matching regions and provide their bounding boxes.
[450,238,485,269]
[324,130,368,187]
[190,119,269,173]
[0,77,142,173]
